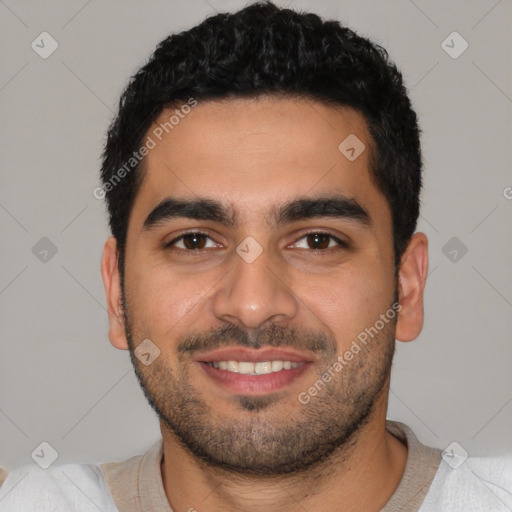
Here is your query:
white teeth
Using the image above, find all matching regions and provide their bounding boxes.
[227,360,239,373]
[271,360,284,372]
[207,360,303,375]
[238,361,254,374]
[255,361,272,374]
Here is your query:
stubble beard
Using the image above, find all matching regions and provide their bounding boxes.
[122,287,396,477]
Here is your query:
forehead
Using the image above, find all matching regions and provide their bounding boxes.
[130,96,391,233]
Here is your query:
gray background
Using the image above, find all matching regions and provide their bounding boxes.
[0,0,511,470]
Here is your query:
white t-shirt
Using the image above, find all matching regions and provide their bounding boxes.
[1,421,511,511]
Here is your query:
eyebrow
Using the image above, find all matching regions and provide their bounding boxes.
[142,194,372,232]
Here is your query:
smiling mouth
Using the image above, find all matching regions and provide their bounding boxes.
[194,346,315,394]
[197,359,313,395]
[204,359,304,375]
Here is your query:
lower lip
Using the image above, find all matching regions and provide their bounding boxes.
[198,362,312,394]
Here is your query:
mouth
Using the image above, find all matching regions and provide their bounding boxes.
[195,347,314,395]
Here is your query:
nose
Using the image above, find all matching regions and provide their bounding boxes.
[212,244,299,330]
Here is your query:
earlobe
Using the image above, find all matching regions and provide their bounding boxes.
[395,232,429,343]
[100,236,129,350]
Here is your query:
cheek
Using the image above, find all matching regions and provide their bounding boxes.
[127,261,218,340]
[305,267,392,350]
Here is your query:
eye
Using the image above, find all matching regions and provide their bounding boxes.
[164,231,220,251]
[164,230,348,253]
[291,232,348,251]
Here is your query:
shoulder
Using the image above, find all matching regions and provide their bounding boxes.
[420,454,512,511]
[0,462,118,512]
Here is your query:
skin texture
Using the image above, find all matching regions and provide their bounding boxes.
[101,96,429,512]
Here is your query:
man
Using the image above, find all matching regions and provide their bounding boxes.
[1,2,511,511]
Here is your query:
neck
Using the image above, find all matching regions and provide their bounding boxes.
[160,392,407,512]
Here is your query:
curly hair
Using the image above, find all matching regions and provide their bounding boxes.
[100,1,422,276]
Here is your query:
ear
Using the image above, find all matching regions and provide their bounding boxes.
[395,232,429,342]
[100,236,129,350]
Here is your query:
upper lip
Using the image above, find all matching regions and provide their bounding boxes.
[195,347,315,363]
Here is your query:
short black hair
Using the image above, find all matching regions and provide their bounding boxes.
[100,1,422,277]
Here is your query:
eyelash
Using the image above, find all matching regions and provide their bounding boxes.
[164,230,349,254]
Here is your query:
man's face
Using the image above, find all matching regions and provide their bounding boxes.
[121,97,398,475]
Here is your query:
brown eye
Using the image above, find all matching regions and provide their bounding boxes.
[293,232,347,251]
[165,232,218,251]
[306,233,331,250]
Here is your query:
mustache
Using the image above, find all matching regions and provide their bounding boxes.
[177,323,336,357]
